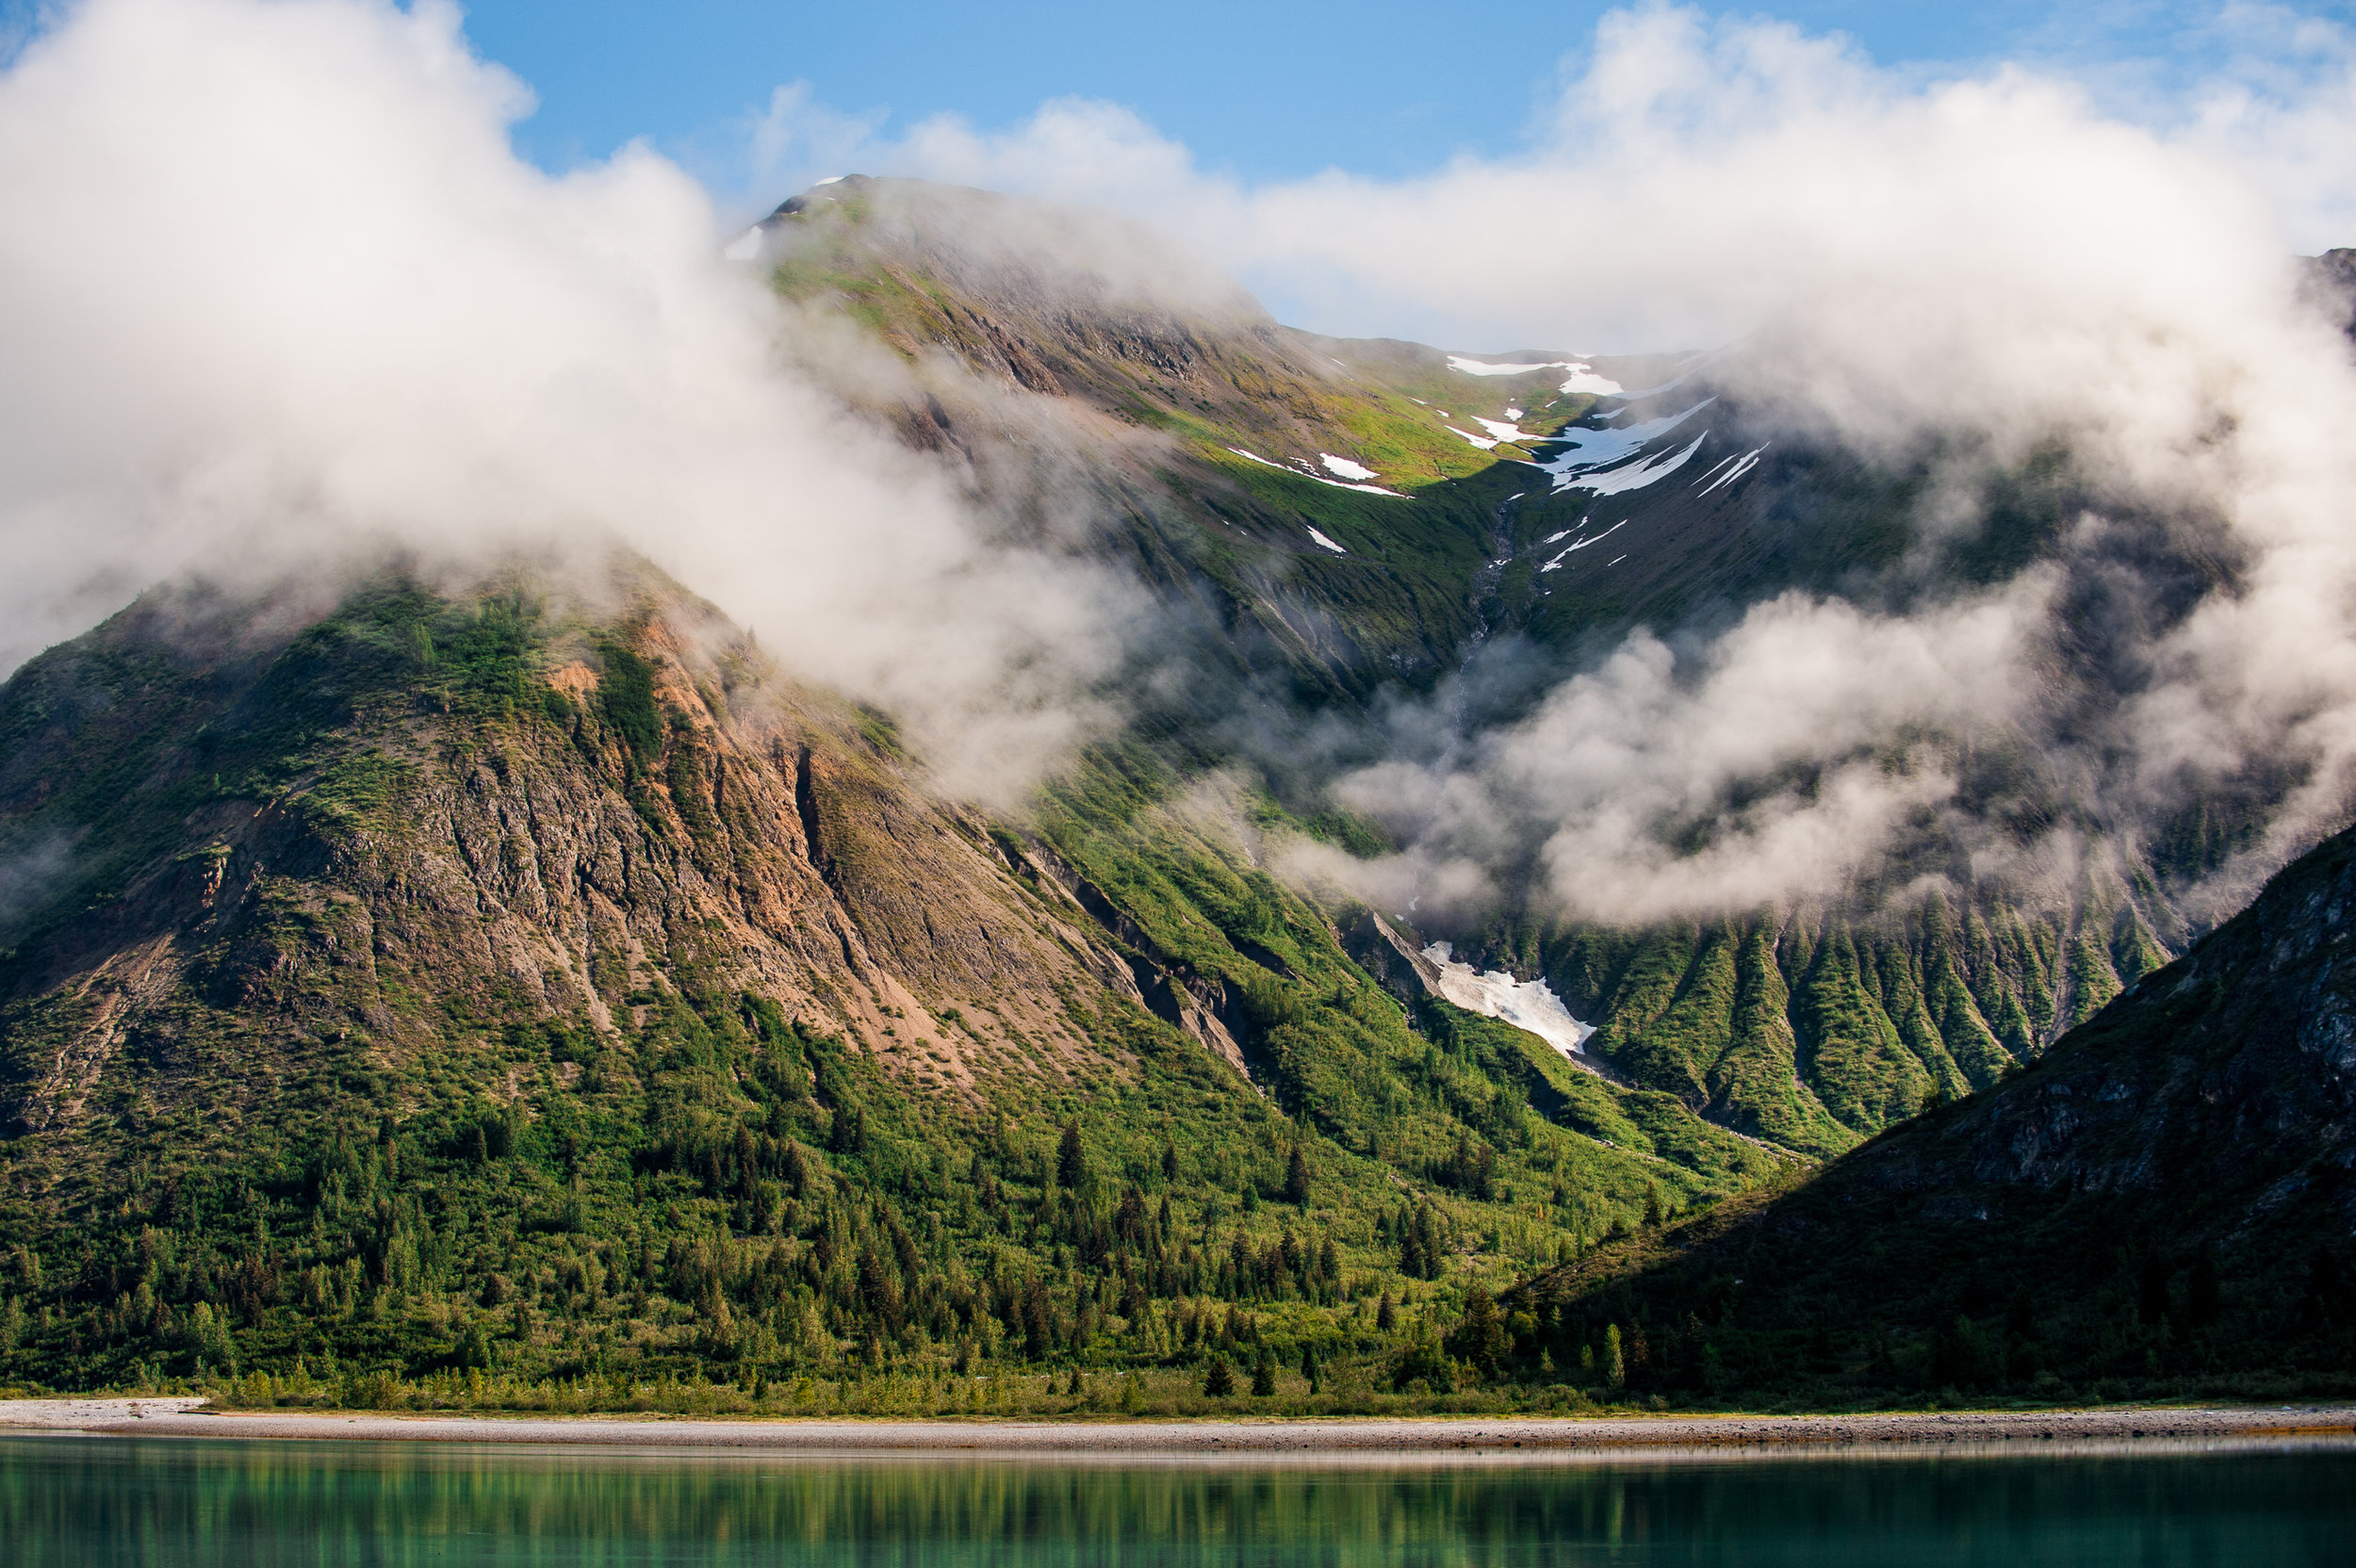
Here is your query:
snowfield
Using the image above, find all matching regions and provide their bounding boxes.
[1558,432,1710,496]
[1444,355,1628,397]
[1558,366,1625,396]
[1536,398,1714,494]
[1421,942,1595,1061]
[1446,355,1570,376]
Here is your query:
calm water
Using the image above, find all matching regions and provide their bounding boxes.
[3,1433,2351,1565]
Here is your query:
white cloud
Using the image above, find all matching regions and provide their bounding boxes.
[744,1,2356,920]
[12,0,2356,926]
[0,0,1137,801]
[748,4,2355,350]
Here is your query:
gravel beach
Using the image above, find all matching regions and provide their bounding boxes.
[4,1399,2351,1455]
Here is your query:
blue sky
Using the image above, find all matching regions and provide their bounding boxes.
[448,0,2354,193]
[1,1,2347,196]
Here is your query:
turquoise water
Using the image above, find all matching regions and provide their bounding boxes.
[3,1434,2351,1564]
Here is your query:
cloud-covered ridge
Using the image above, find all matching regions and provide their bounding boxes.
[761,2,2356,923]
[0,0,1137,801]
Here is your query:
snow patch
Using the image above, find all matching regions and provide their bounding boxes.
[1447,356,1626,395]
[1307,528,1348,554]
[1444,425,1497,451]
[1448,355,1584,378]
[1558,432,1710,496]
[812,174,847,186]
[1540,517,1628,571]
[1423,942,1595,1060]
[1690,451,1740,487]
[1536,398,1715,494]
[1559,367,1626,396]
[1699,443,1769,495]
[1473,416,1531,444]
[1319,452,1379,482]
[1224,447,1408,498]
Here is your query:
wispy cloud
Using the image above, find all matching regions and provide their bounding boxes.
[0,0,1138,801]
[754,2,2356,921]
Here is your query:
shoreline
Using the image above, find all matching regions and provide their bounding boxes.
[4,1399,2353,1455]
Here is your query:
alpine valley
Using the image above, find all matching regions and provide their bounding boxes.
[0,177,2348,1414]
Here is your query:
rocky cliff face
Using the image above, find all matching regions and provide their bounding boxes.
[0,566,1172,1154]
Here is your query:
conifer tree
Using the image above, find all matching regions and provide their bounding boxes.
[1203,1357,1235,1397]
[2187,1248,2221,1329]
[1447,1283,1508,1378]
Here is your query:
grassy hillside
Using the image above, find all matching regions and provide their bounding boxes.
[745,177,2252,1165]
[0,567,1783,1410]
[1436,894,2175,1158]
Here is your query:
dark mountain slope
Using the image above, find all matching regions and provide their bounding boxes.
[1477,818,2356,1398]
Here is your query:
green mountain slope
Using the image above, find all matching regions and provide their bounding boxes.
[747,176,2244,1161]
[1453,891,2180,1156]
[0,177,2315,1411]
[0,565,1777,1401]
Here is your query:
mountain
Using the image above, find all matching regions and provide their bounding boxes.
[0,174,2335,1406]
[744,177,2228,1158]
[2306,248,2356,340]
[1479,817,2356,1400]
[0,560,1775,1398]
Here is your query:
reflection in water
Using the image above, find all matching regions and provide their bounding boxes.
[2,1434,2351,1565]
